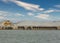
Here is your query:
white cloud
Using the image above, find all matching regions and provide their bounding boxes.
[0,16,5,19]
[0,11,9,19]
[2,0,44,12]
[13,0,44,11]
[44,10,54,13]
[0,11,8,14]
[54,5,60,8]
[54,10,60,12]
[35,14,50,19]
[2,0,8,2]
[15,13,24,17]
[2,0,59,20]
[27,12,34,16]
[0,11,8,16]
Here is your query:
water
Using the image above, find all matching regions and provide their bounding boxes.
[0,30,60,43]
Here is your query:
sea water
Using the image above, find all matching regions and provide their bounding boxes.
[0,30,60,43]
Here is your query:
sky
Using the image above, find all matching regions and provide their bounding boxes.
[0,0,60,22]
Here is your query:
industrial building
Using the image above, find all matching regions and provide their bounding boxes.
[0,20,60,30]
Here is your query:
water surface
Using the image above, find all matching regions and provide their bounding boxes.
[0,30,60,43]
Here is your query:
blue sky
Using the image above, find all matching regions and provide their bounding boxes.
[0,0,60,22]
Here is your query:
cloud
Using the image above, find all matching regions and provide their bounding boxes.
[0,11,25,21]
[44,10,54,13]
[15,13,24,17]
[2,0,44,12]
[2,0,59,21]
[0,11,8,19]
[27,12,34,16]
[45,9,60,13]
[13,0,44,11]
[35,14,50,19]
[0,16,5,19]
[0,11,9,19]
[54,5,60,8]
[54,10,60,12]
[0,11,8,16]
[2,0,8,2]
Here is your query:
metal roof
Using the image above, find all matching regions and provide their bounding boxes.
[16,21,60,26]
[0,20,60,27]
